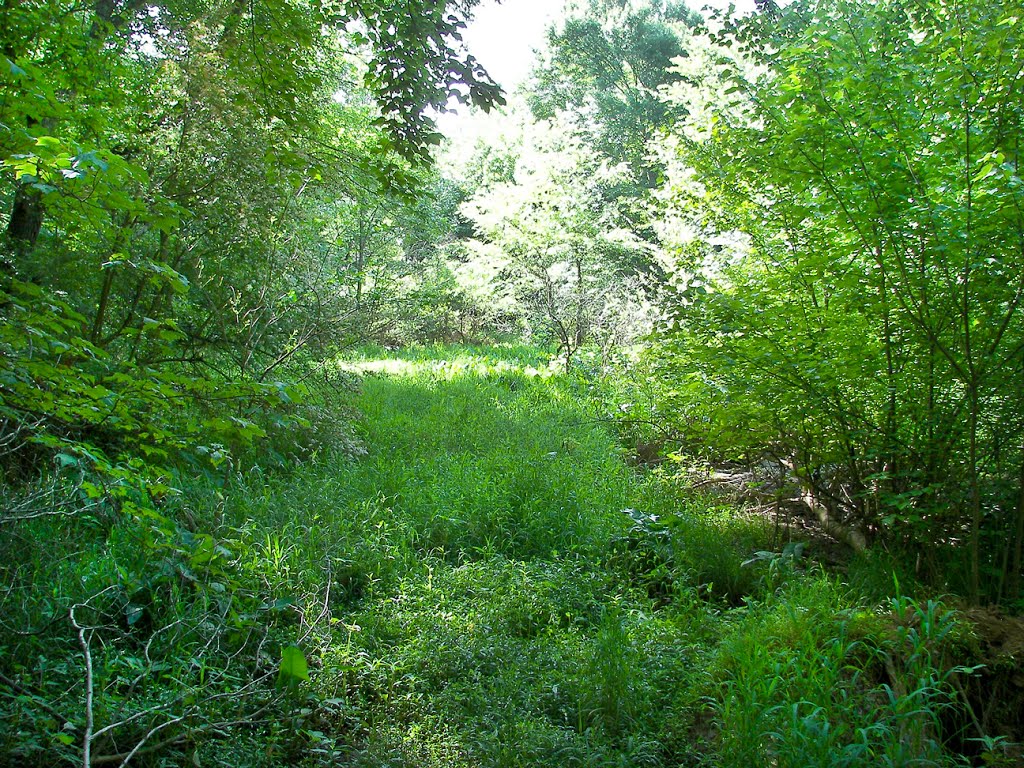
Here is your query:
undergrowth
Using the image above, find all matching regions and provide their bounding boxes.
[0,344,1017,766]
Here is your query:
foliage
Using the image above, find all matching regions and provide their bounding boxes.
[709,583,976,768]
[3,0,1022,759]
[0,0,507,760]
[2,343,1010,765]
[529,0,699,188]
[655,0,1024,603]
[0,278,301,482]
[0,0,508,482]
[461,112,655,367]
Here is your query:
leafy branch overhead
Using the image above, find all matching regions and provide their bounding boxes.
[3,0,503,168]
[354,0,506,159]
[656,0,1024,603]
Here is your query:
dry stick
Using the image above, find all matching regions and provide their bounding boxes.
[70,603,95,768]
[90,707,276,766]
[105,713,188,767]
[91,696,187,745]
[89,667,280,766]
[89,734,189,767]
[91,678,280,765]
[300,558,333,645]
[69,587,119,768]
[1,497,104,525]
[0,473,100,526]
[69,580,282,766]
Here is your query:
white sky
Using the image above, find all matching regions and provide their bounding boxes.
[462,0,568,94]
[438,0,758,135]
[462,0,758,88]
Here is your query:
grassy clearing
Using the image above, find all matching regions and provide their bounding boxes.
[0,344,1009,766]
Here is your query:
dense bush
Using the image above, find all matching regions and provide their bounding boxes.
[655,0,1024,604]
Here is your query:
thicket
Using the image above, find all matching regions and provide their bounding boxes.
[0,0,517,499]
[649,0,1024,605]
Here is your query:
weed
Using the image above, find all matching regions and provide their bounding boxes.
[1,345,999,767]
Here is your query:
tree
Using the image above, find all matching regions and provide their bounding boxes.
[656,0,1024,601]
[463,112,652,368]
[0,2,506,764]
[530,0,699,185]
[0,0,506,413]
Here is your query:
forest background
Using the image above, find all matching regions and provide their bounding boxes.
[3,0,1024,765]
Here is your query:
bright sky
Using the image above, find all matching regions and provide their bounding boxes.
[464,0,758,88]
[463,0,568,94]
[438,0,758,135]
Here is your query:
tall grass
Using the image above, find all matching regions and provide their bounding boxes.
[0,344,994,767]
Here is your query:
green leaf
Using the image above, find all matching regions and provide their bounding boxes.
[125,603,145,626]
[35,136,64,151]
[973,162,996,182]
[270,597,296,611]
[73,150,108,172]
[278,645,310,685]
[190,534,215,566]
[55,453,79,468]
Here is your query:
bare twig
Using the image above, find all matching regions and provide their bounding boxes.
[104,712,188,767]
[70,604,95,768]
[0,466,102,525]
[88,621,279,767]
[90,706,276,766]
[69,586,118,768]
[299,558,333,644]
[89,733,188,766]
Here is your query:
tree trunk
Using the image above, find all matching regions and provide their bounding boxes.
[1008,448,1024,601]
[6,182,44,251]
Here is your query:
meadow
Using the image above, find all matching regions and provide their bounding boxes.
[0,345,1015,766]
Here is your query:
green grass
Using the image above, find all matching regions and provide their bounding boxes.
[0,344,999,767]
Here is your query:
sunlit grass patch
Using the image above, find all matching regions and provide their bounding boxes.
[339,345,562,384]
[342,357,425,376]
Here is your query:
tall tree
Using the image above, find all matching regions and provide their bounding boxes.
[656,0,1024,601]
[464,113,652,366]
[529,0,699,188]
[0,0,506,479]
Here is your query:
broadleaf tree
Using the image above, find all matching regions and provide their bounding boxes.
[656,0,1024,601]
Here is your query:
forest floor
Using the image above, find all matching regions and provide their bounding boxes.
[3,344,1021,767]
[231,344,1016,767]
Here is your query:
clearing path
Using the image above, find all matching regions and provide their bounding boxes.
[221,345,991,768]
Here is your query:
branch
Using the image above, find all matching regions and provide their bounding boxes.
[89,696,278,766]
[70,604,95,768]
